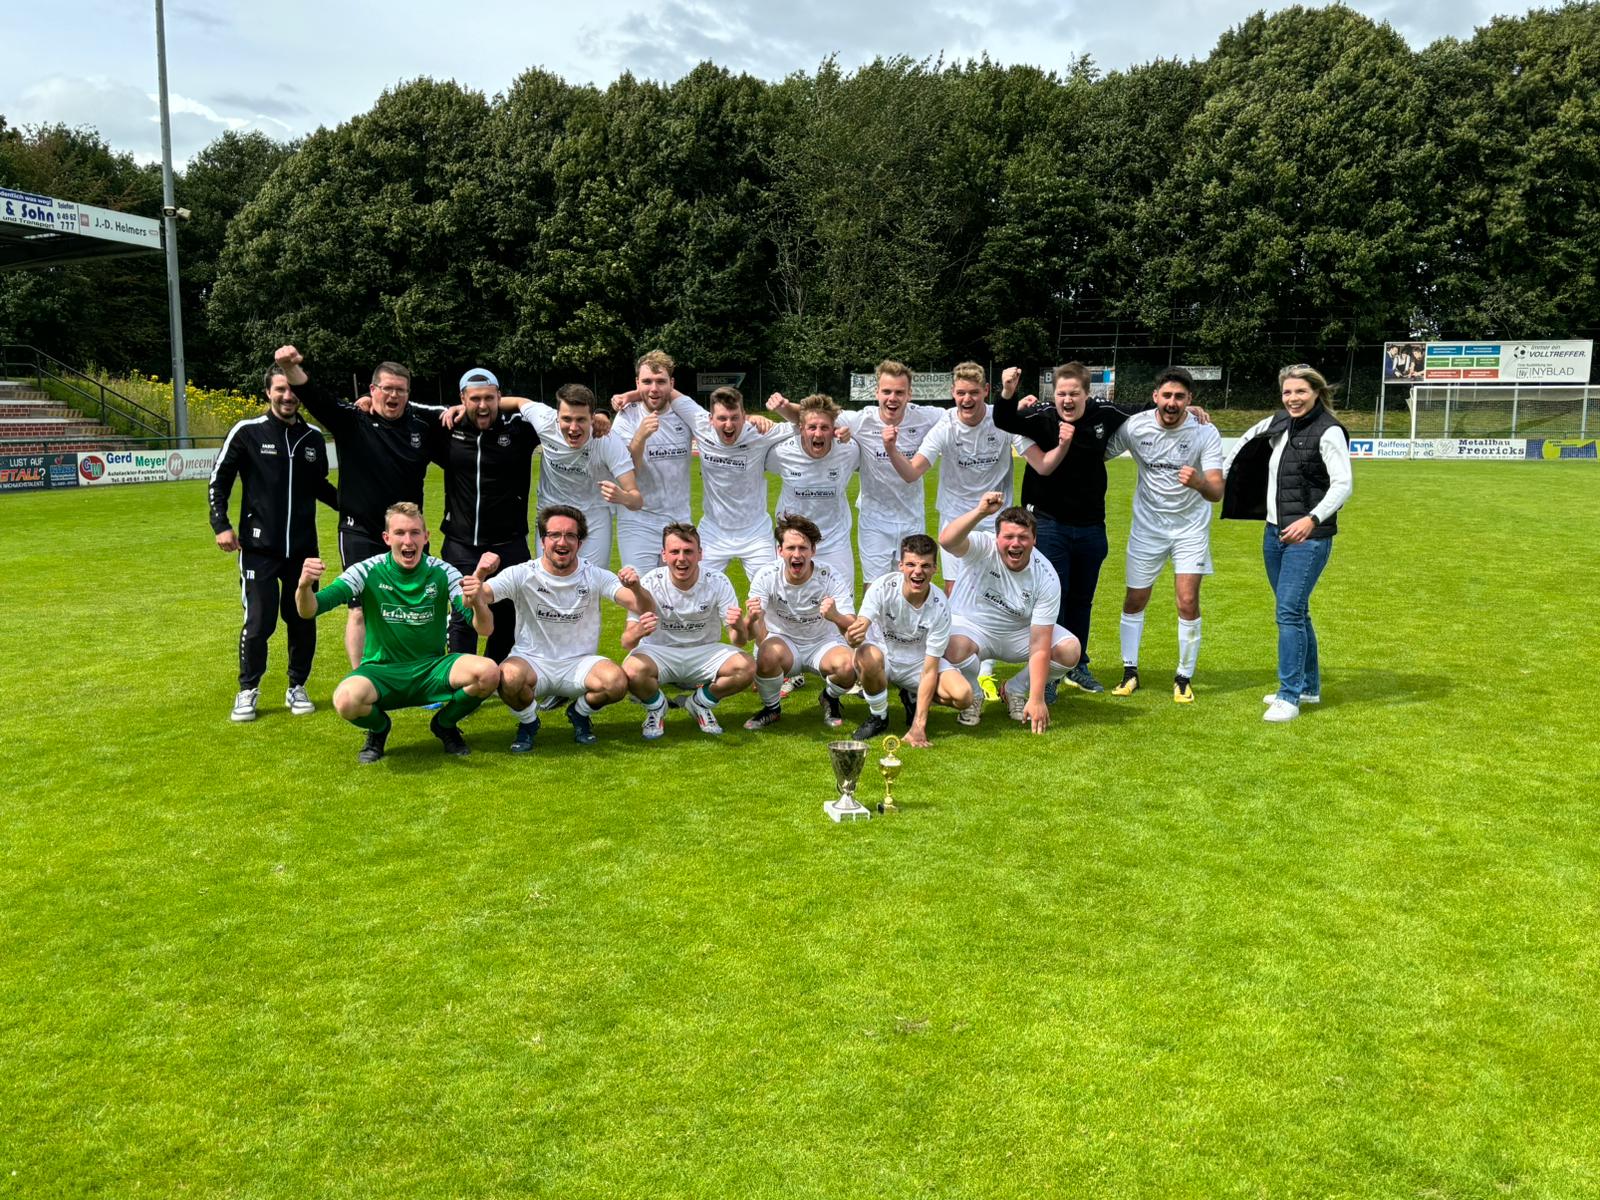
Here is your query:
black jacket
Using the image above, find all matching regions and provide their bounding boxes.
[208,412,336,558]
[297,380,442,537]
[1222,405,1347,539]
[993,392,1143,525]
[429,414,540,546]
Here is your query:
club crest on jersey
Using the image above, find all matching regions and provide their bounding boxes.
[1093,423,1105,439]
[304,446,318,461]
[410,432,423,449]
[497,434,511,447]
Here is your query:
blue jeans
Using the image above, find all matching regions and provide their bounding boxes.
[1263,525,1333,703]
[1034,516,1109,665]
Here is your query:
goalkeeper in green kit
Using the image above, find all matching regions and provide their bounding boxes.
[296,501,501,762]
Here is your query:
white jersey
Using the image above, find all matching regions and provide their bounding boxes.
[858,571,951,671]
[949,531,1061,636]
[749,560,854,644]
[918,406,1036,515]
[525,405,634,515]
[492,557,626,662]
[1106,410,1225,538]
[839,404,944,529]
[692,416,793,539]
[611,396,699,521]
[770,437,859,556]
[629,565,738,649]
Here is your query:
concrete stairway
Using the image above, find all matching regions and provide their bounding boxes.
[0,382,129,452]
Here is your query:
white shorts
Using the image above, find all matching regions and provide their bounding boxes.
[814,541,856,601]
[508,651,608,701]
[1125,526,1213,588]
[858,520,925,585]
[938,511,995,583]
[577,508,614,568]
[873,646,951,692]
[616,512,674,572]
[628,641,746,688]
[700,521,776,579]
[949,618,1074,666]
[766,632,849,676]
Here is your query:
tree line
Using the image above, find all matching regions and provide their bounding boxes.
[2,3,1597,403]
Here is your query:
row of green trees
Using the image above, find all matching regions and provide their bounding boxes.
[2,3,1597,397]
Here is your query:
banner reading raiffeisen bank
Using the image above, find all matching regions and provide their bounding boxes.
[0,187,162,250]
[1382,339,1593,384]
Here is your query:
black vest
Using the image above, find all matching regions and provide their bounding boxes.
[1273,405,1346,538]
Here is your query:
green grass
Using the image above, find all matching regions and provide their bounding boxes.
[2,461,1597,1198]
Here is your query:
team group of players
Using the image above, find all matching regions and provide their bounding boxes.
[208,346,1235,762]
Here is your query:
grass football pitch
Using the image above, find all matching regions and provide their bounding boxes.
[1,460,1597,1198]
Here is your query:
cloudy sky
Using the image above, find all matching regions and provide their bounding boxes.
[3,0,1540,167]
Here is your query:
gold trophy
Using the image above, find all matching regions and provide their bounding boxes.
[876,736,903,814]
[825,740,872,822]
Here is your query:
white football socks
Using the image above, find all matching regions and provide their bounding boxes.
[1177,617,1202,678]
[1119,611,1146,667]
[755,673,784,708]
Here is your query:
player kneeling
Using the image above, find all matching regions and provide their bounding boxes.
[845,534,972,747]
[622,523,755,737]
[482,505,654,749]
[294,502,500,763]
[743,513,859,731]
[939,493,1081,734]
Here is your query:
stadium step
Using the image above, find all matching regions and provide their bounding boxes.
[0,403,87,419]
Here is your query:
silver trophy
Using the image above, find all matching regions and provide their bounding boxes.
[825,740,872,822]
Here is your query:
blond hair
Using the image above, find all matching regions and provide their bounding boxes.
[875,359,911,384]
[1279,363,1336,405]
[797,393,841,421]
[636,349,675,377]
[385,501,424,528]
[952,361,986,386]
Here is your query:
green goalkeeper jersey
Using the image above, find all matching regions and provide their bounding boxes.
[315,554,470,665]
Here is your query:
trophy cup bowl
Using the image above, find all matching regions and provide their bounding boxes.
[877,735,903,813]
[825,740,872,822]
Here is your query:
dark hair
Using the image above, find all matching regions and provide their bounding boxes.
[263,364,289,393]
[555,383,596,412]
[661,522,701,547]
[1051,362,1090,390]
[709,386,745,411]
[1152,367,1195,395]
[370,361,412,387]
[995,506,1036,534]
[537,504,589,541]
[899,533,938,560]
[774,512,823,548]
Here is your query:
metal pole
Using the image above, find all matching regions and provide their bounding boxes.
[154,0,189,446]
[1511,382,1519,436]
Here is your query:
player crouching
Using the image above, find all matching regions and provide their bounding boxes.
[743,513,859,731]
[483,505,655,749]
[294,502,500,762]
[845,534,973,746]
[622,523,756,737]
[939,493,1081,734]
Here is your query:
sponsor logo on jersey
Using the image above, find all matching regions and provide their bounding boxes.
[380,604,434,626]
[261,442,278,455]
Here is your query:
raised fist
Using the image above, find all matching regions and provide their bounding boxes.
[745,595,765,620]
[618,565,641,588]
[274,345,303,367]
[300,558,325,586]
[634,611,659,636]
[1001,365,1021,392]
[881,424,899,449]
[1058,422,1075,447]
[461,574,484,602]
[819,595,837,619]
[474,552,501,578]
[978,491,1005,516]
[636,413,660,440]
[844,615,870,647]
[1177,465,1198,489]
[724,604,742,628]
[765,392,788,412]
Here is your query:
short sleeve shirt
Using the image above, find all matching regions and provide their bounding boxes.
[948,531,1061,636]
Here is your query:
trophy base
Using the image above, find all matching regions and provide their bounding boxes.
[824,798,872,823]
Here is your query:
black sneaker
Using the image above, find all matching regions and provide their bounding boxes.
[1065,663,1105,694]
[357,726,388,764]
[743,704,782,730]
[853,712,890,740]
[1044,679,1060,705]
[566,701,598,745]
[510,717,540,753]
[898,687,916,727]
[818,688,844,728]
[430,714,470,756]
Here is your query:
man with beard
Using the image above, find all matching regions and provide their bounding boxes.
[209,358,339,722]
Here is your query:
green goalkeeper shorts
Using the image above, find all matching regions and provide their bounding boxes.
[347,654,464,711]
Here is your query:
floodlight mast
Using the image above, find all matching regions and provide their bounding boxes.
[154,0,190,446]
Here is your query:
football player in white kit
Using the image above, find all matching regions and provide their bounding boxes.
[939,493,1082,733]
[845,533,974,747]
[1103,367,1225,703]
[610,350,700,571]
[742,513,860,731]
[766,394,862,597]
[493,384,642,567]
[621,522,756,738]
[484,505,655,749]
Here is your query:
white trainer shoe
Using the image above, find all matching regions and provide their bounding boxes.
[231,688,259,722]
[1263,693,1319,705]
[957,692,984,727]
[641,701,668,740]
[285,685,315,715]
[1004,685,1029,721]
[686,693,724,735]
[1263,698,1301,723]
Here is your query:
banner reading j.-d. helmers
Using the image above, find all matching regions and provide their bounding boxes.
[1382,340,1593,384]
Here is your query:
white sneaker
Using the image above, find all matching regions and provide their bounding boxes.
[1004,684,1029,722]
[957,692,984,727]
[1263,692,1319,705]
[1263,698,1300,723]
[686,693,724,735]
[231,688,259,722]
[641,701,668,740]
[779,674,807,699]
[285,685,315,716]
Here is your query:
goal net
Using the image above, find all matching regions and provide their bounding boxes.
[1385,384,1598,438]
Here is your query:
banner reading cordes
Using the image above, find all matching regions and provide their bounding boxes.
[1382,340,1593,383]
[76,449,219,486]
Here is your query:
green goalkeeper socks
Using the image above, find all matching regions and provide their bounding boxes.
[352,707,391,733]
[434,688,485,730]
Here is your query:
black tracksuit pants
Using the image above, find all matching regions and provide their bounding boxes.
[440,536,531,662]
[238,550,315,689]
